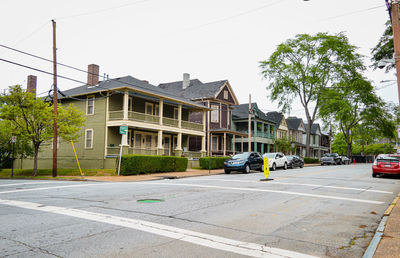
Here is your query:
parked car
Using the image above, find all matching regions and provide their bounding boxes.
[372,154,400,177]
[286,155,304,169]
[340,156,351,165]
[224,152,263,174]
[263,152,288,171]
[321,153,341,165]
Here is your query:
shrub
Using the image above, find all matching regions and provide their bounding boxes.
[120,155,188,175]
[199,157,230,169]
[304,157,319,164]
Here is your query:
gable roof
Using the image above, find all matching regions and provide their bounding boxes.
[304,123,321,135]
[266,111,284,126]
[55,76,208,110]
[158,79,239,104]
[286,117,304,130]
[232,103,273,123]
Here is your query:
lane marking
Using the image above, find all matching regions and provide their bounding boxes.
[0,199,317,258]
[0,183,114,195]
[141,182,385,204]
[0,181,55,187]
[192,179,393,194]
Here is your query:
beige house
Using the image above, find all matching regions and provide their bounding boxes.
[266,112,289,140]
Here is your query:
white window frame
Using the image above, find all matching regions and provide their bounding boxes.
[223,90,228,100]
[211,104,219,123]
[85,129,93,149]
[145,102,154,116]
[86,96,95,115]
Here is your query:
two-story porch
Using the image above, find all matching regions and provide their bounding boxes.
[104,89,208,159]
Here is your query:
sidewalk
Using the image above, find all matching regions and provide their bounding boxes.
[371,193,400,258]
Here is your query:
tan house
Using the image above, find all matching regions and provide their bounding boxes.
[266,112,289,140]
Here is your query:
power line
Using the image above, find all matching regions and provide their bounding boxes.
[56,0,152,20]
[316,4,385,22]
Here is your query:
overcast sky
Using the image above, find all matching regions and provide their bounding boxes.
[0,0,395,123]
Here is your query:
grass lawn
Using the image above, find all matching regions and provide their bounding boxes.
[0,168,116,178]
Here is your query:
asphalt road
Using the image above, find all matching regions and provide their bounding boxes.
[1,164,400,258]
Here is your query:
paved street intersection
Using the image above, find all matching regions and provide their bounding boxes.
[1,164,399,257]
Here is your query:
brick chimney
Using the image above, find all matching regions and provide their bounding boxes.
[27,75,37,96]
[182,73,190,89]
[87,64,99,86]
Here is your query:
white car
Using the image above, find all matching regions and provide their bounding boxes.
[263,152,288,171]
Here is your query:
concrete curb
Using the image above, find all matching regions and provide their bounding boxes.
[363,193,400,258]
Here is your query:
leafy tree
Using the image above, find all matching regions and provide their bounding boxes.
[331,132,347,155]
[319,76,391,157]
[260,32,364,157]
[371,20,394,72]
[274,136,292,154]
[0,85,85,176]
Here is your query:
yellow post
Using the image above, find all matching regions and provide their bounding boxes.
[263,157,269,179]
[71,140,84,177]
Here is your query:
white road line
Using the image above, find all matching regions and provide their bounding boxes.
[0,183,114,194]
[0,199,317,258]
[0,181,55,187]
[192,179,393,194]
[141,182,385,204]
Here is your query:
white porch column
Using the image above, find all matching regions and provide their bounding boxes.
[123,90,129,120]
[201,135,206,152]
[159,99,163,125]
[223,132,226,156]
[176,132,182,150]
[178,104,182,128]
[157,130,163,155]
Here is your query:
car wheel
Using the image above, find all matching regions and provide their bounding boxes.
[372,173,376,178]
[259,164,264,172]
[244,164,250,173]
[283,162,287,170]
[224,169,230,174]
[272,163,276,171]
[300,164,304,168]
[290,164,294,169]
[321,163,324,166]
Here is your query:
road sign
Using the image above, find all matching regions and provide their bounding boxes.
[120,126,128,135]
[11,136,17,143]
[263,157,269,179]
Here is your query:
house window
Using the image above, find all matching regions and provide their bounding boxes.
[174,107,178,119]
[85,129,93,149]
[223,90,228,100]
[145,102,153,115]
[212,136,218,150]
[211,105,219,123]
[128,97,133,111]
[87,96,94,115]
[135,134,142,148]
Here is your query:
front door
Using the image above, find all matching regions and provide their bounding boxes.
[163,136,171,156]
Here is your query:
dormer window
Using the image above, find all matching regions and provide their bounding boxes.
[223,90,228,100]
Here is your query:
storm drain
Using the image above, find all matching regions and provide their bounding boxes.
[137,199,164,203]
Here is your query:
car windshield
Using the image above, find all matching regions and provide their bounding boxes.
[323,154,335,157]
[286,156,294,160]
[263,153,275,158]
[231,153,250,159]
[377,156,399,162]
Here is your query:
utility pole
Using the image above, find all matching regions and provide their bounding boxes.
[248,94,252,152]
[390,0,400,109]
[52,19,58,177]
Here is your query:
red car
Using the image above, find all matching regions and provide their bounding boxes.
[372,154,400,177]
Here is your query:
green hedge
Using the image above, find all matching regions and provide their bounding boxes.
[199,157,230,169]
[304,157,320,164]
[120,155,188,175]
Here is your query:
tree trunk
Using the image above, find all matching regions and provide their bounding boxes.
[347,141,352,158]
[305,122,312,157]
[33,144,39,177]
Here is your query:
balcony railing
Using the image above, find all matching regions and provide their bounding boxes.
[181,121,203,131]
[235,130,274,139]
[108,110,203,131]
[129,148,158,155]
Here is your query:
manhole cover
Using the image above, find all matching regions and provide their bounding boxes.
[137,199,164,203]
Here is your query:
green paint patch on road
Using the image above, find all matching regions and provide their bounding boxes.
[137,199,164,203]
